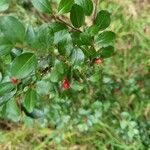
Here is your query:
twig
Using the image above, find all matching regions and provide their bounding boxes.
[93,0,100,22]
[34,9,82,32]
[51,14,82,32]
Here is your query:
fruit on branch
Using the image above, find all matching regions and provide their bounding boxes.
[94,58,103,64]
[10,76,18,85]
[63,78,70,89]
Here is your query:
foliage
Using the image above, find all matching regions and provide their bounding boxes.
[0,0,150,149]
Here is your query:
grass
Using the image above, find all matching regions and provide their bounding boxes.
[0,0,150,149]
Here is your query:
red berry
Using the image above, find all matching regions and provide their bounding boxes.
[95,58,103,64]
[10,76,18,85]
[63,78,70,89]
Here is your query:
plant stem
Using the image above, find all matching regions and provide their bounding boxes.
[93,0,100,22]
[51,15,82,32]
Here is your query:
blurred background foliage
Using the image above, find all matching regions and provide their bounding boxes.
[0,0,150,149]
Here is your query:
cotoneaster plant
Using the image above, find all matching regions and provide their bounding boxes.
[0,0,116,130]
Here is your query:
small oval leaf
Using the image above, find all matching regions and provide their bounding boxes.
[95,10,111,30]
[0,16,25,43]
[0,89,16,107]
[95,31,116,47]
[24,88,37,113]
[71,48,85,65]
[70,4,85,28]
[0,0,9,12]
[101,46,115,58]
[58,0,74,14]
[32,0,52,13]
[75,0,93,16]
[0,36,13,56]
[11,53,38,79]
[0,82,15,96]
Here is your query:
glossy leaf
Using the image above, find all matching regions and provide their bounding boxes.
[70,4,85,28]
[58,40,73,56]
[26,24,54,49]
[75,0,93,16]
[71,81,84,91]
[100,46,114,58]
[0,16,25,43]
[81,46,96,58]
[32,0,52,13]
[79,32,92,45]
[0,0,9,12]
[11,53,37,79]
[50,69,62,83]
[0,36,13,56]
[24,88,37,113]
[58,0,74,13]
[0,90,16,107]
[86,25,99,36]
[50,21,68,32]
[95,10,111,30]
[5,99,20,122]
[0,82,15,96]
[22,106,44,119]
[54,30,70,44]
[95,31,115,47]
[71,48,85,65]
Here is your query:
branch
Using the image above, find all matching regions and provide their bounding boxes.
[51,15,82,32]
[93,0,100,22]
[35,10,82,32]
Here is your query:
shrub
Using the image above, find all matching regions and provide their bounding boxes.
[0,0,115,131]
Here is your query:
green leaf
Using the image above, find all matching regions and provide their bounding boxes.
[0,82,15,96]
[11,53,37,79]
[71,32,82,45]
[81,46,96,58]
[95,10,111,30]
[0,90,16,107]
[36,24,54,49]
[71,81,84,91]
[58,0,74,13]
[54,30,70,44]
[95,31,115,47]
[0,36,13,56]
[37,80,53,95]
[79,32,92,45]
[71,48,85,65]
[49,60,67,83]
[75,0,93,16]
[50,69,62,83]
[26,24,54,49]
[25,25,36,46]
[100,46,114,58]
[24,88,37,113]
[50,21,68,32]
[54,60,67,74]
[5,99,20,122]
[58,40,73,56]
[0,16,25,43]
[89,74,101,83]
[57,30,73,56]
[0,0,9,12]
[29,109,44,119]
[22,106,44,119]
[32,0,52,13]
[86,25,99,36]
[70,4,85,28]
